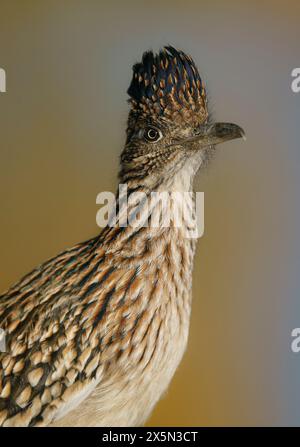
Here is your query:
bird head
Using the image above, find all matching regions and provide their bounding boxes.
[120,46,245,188]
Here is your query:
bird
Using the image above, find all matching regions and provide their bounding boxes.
[0,46,245,427]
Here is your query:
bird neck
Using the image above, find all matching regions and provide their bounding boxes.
[101,154,202,252]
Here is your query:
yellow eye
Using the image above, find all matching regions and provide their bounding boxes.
[143,126,162,143]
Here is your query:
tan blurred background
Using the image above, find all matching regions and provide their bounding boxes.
[0,0,300,425]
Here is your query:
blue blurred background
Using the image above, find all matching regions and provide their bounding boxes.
[0,0,300,425]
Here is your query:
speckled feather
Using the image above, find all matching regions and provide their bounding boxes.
[127,46,207,123]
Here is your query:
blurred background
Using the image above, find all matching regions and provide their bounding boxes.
[0,0,300,426]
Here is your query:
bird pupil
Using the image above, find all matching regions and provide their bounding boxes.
[146,128,158,141]
[149,129,156,139]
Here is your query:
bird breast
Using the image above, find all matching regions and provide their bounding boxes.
[51,227,195,427]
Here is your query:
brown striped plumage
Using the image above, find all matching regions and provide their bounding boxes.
[0,47,245,426]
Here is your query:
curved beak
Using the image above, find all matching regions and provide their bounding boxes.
[168,122,246,149]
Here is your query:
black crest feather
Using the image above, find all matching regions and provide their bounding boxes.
[127,46,206,117]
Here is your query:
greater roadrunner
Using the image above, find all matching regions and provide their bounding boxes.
[0,46,244,427]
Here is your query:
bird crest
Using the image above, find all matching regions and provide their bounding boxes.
[127,46,208,124]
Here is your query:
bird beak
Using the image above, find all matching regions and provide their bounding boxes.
[169,123,246,149]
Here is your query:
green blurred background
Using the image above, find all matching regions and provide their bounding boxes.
[0,0,300,426]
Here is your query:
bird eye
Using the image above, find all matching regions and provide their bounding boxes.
[143,126,162,143]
